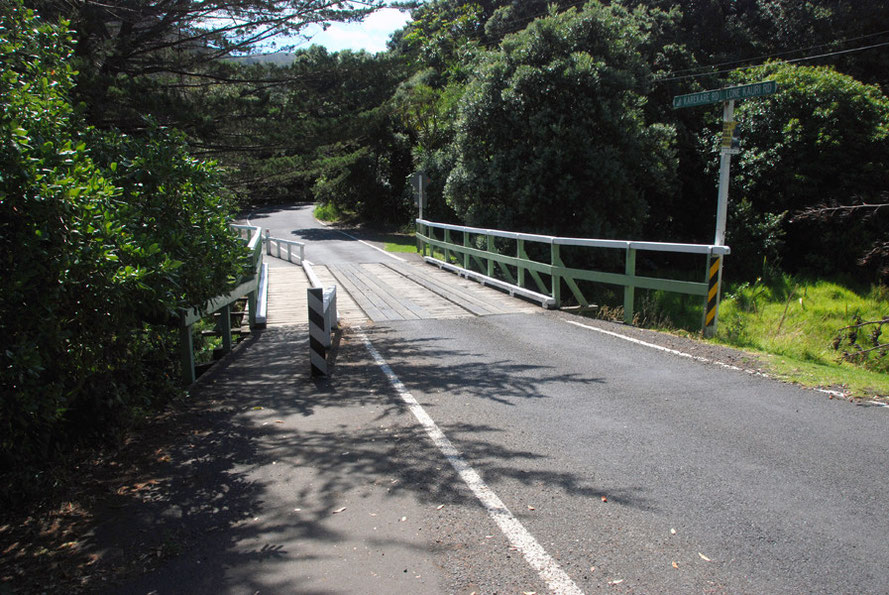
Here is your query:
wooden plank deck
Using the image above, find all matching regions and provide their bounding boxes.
[312,265,370,325]
[383,261,539,317]
[265,258,308,328]
[359,263,469,320]
[264,257,540,327]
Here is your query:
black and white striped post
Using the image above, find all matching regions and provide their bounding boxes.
[308,285,337,376]
[703,253,723,338]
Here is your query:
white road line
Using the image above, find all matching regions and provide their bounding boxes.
[357,328,585,595]
[335,229,407,262]
[564,319,889,407]
[313,213,407,262]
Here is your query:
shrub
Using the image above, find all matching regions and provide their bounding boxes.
[0,3,244,478]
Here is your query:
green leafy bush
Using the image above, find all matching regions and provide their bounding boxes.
[443,3,677,239]
[716,63,889,282]
[0,3,244,479]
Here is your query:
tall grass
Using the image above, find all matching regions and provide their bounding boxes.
[718,277,888,373]
[600,276,889,397]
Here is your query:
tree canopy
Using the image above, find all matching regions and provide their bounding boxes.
[6,0,889,485]
[443,3,676,238]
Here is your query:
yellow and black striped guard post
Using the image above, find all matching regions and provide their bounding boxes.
[705,255,721,332]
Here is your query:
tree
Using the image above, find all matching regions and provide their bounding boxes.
[27,0,386,132]
[1,2,245,475]
[719,63,889,280]
[593,0,889,257]
[443,2,676,239]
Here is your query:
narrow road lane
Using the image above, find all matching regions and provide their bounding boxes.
[248,203,396,265]
[241,203,889,592]
[364,313,889,592]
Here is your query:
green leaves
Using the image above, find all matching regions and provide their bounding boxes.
[442,3,675,239]
[720,62,889,280]
[0,1,245,476]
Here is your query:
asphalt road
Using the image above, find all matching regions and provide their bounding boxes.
[365,314,889,593]
[226,205,889,593]
[247,204,401,265]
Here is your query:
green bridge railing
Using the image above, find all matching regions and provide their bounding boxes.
[178,224,265,384]
[416,219,730,332]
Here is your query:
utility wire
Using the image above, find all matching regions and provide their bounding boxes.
[660,28,889,79]
[656,38,889,83]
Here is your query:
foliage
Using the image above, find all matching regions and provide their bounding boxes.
[195,48,415,221]
[720,63,889,281]
[313,201,351,222]
[724,198,786,282]
[443,3,676,238]
[398,0,485,75]
[832,314,889,368]
[28,0,383,131]
[719,277,889,377]
[310,115,414,223]
[630,0,889,91]
[0,4,244,474]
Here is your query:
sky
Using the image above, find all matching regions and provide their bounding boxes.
[300,8,412,54]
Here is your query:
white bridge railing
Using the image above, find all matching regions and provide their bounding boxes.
[264,230,305,264]
[416,219,731,333]
[179,224,267,384]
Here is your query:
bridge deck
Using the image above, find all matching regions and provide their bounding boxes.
[264,257,540,326]
[264,258,309,328]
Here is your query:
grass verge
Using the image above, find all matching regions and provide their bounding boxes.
[713,277,888,397]
[382,234,418,254]
[628,276,889,398]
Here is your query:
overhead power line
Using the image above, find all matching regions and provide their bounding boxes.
[658,28,889,79]
[656,37,889,84]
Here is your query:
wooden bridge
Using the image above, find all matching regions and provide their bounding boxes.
[264,254,538,328]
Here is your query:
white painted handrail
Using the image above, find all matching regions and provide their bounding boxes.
[416,219,730,256]
[262,230,306,264]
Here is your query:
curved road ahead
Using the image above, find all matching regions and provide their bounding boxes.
[248,203,403,266]
[240,205,889,593]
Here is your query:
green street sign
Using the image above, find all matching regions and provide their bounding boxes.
[673,81,777,109]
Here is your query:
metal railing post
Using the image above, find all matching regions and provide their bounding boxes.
[463,230,471,270]
[517,239,526,289]
[486,234,495,277]
[550,242,561,307]
[444,229,451,264]
[623,247,636,324]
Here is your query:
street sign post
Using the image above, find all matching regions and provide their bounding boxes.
[673,80,777,337]
[410,171,430,219]
[672,81,778,109]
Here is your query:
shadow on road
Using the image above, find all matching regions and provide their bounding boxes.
[87,323,647,593]
[288,227,355,242]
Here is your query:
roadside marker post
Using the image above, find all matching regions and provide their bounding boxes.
[705,253,723,331]
[674,80,777,337]
[308,286,338,376]
[410,171,431,256]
